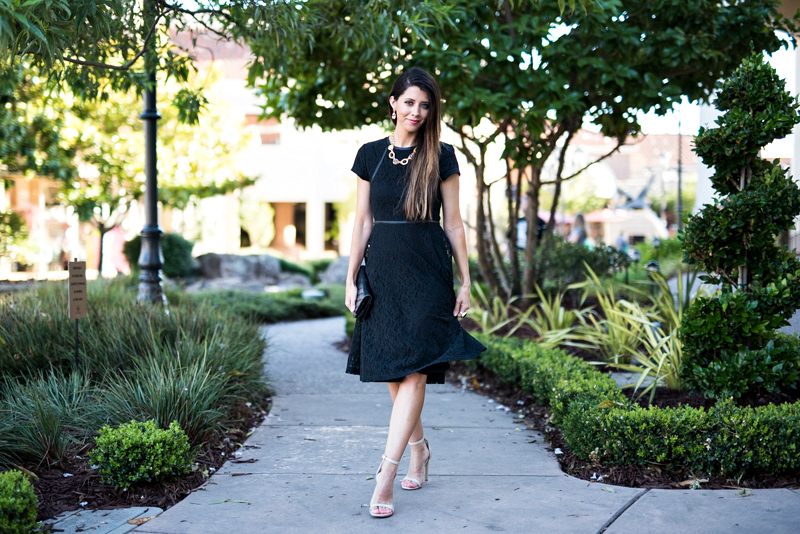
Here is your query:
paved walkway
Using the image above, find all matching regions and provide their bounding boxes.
[136,317,800,534]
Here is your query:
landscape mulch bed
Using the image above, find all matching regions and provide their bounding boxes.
[31,399,271,528]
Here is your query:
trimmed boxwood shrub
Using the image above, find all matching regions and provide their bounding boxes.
[680,53,800,399]
[0,470,38,534]
[123,232,196,278]
[89,420,193,490]
[471,332,800,478]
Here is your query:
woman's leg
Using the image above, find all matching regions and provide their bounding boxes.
[371,372,427,513]
[388,382,427,486]
[388,382,424,442]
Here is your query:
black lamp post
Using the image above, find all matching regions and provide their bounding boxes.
[677,110,683,232]
[136,0,166,305]
[645,260,661,296]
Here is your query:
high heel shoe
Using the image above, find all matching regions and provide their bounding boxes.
[369,454,399,518]
[401,438,430,491]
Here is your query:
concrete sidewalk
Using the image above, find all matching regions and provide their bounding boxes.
[136,317,800,534]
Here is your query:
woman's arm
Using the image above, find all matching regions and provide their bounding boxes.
[345,176,374,314]
[440,172,471,317]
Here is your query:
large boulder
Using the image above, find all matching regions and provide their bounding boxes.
[319,256,350,285]
[189,253,311,293]
[196,253,281,281]
[184,277,268,293]
[276,272,312,288]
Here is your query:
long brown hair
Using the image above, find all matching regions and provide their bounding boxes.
[389,67,442,220]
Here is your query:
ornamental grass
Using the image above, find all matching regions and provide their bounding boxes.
[0,277,268,469]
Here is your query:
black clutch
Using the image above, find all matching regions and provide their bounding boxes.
[353,264,373,319]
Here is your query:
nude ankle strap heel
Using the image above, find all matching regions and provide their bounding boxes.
[401,438,430,491]
[370,455,399,518]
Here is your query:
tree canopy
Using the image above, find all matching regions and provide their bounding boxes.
[0,63,75,183]
[1,0,455,115]
[254,0,798,296]
[59,64,258,273]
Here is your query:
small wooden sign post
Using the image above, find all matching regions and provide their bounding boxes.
[68,259,87,369]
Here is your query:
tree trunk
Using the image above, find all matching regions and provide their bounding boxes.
[97,223,106,278]
[738,167,747,289]
[522,167,542,295]
[738,166,754,289]
[474,161,506,298]
[506,158,522,296]
[485,181,511,296]
[546,129,575,240]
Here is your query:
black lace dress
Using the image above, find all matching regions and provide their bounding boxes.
[346,137,486,384]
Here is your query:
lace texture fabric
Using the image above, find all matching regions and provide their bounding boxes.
[346,138,486,384]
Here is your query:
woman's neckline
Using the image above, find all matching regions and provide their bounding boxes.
[386,136,415,149]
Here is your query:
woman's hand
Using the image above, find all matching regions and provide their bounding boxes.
[453,284,471,317]
[345,281,357,314]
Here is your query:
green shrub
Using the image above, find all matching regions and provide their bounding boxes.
[187,288,344,324]
[123,232,196,278]
[681,53,800,399]
[533,235,629,293]
[277,258,314,280]
[682,337,800,400]
[711,397,800,475]
[345,313,356,339]
[471,333,800,477]
[89,420,193,490]
[306,259,334,284]
[638,237,683,263]
[562,403,712,471]
[0,470,38,534]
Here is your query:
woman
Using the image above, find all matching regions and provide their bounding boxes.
[344,67,486,518]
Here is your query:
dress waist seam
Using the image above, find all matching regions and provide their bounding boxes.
[374,220,437,224]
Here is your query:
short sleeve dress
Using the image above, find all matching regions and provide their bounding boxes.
[346,137,487,384]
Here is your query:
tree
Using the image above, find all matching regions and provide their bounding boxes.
[1,0,453,112]
[61,65,258,275]
[2,0,454,300]
[0,209,28,261]
[0,63,77,258]
[0,63,76,182]
[253,0,797,298]
[680,53,800,398]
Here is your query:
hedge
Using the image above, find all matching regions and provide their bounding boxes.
[471,333,800,478]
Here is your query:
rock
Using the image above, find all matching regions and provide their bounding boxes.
[195,254,281,281]
[189,253,313,293]
[183,278,268,293]
[319,256,350,285]
[268,272,312,291]
[183,280,206,293]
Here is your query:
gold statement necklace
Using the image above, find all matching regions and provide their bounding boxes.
[388,133,417,165]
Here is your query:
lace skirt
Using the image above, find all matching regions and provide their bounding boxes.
[346,222,486,384]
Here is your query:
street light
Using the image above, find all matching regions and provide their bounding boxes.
[136,0,166,305]
[652,236,661,261]
[645,260,661,296]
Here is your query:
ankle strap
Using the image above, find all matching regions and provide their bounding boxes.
[408,438,425,446]
[382,454,400,465]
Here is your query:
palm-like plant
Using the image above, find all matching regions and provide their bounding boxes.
[608,300,683,404]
